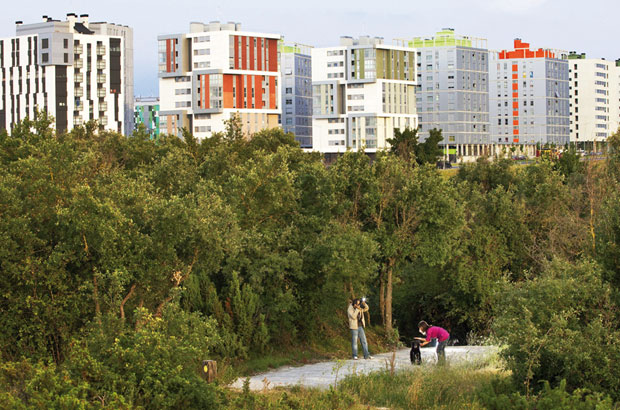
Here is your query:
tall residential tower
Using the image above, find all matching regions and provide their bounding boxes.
[407,29,489,160]
[158,21,281,139]
[0,14,134,135]
[490,39,570,147]
[312,36,417,153]
[280,43,312,147]
[567,52,620,148]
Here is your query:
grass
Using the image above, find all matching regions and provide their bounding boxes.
[228,325,397,378]
[224,358,510,409]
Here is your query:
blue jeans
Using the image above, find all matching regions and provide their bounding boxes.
[351,327,370,358]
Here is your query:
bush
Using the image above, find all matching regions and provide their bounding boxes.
[493,259,620,400]
[0,300,224,409]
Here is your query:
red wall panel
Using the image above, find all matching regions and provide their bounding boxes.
[249,37,255,70]
[241,36,247,70]
[268,39,278,72]
[234,36,239,69]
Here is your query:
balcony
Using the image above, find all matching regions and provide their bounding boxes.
[73,116,84,126]
[99,116,108,126]
[74,87,84,97]
[97,74,106,84]
[97,88,107,97]
[96,45,106,55]
[74,73,83,83]
[99,102,108,111]
[74,59,83,69]
[74,44,83,54]
[96,60,106,69]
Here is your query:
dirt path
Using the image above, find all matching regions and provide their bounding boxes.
[231,346,495,390]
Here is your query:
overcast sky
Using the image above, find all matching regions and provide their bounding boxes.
[1,0,617,96]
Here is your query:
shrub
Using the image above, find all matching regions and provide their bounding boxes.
[493,259,620,400]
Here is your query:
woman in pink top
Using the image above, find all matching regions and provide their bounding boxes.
[414,320,450,365]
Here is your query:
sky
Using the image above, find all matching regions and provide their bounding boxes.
[1,0,618,96]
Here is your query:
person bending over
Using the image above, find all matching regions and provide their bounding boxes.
[414,320,450,365]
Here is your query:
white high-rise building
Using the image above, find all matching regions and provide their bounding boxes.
[568,53,620,147]
[409,29,490,160]
[158,21,281,139]
[490,39,570,148]
[0,13,134,135]
[312,36,418,153]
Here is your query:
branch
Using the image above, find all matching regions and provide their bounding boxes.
[120,283,136,320]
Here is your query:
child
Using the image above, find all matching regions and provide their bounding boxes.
[414,320,450,365]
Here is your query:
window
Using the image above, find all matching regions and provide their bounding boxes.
[42,53,48,63]
[64,53,68,63]
[42,38,49,49]
[64,38,68,48]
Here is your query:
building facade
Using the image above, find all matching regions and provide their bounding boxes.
[407,29,489,160]
[567,52,620,147]
[280,43,312,147]
[312,36,417,153]
[490,39,570,147]
[0,13,133,135]
[134,96,159,137]
[158,21,281,139]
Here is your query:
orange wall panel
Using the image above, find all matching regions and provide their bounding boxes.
[223,75,234,108]
[513,102,519,109]
[255,75,263,108]
[269,75,276,109]
[204,75,210,109]
[236,75,244,108]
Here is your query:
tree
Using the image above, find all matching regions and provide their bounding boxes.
[416,128,444,165]
[387,127,418,164]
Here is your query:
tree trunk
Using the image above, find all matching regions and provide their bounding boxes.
[93,274,101,317]
[379,269,386,326]
[385,258,394,334]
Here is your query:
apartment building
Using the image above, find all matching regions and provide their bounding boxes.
[0,13,134,135]
[312,36,417,153]
[134,96,159,137]
[280,43,312,147]
[490,39,570,148]
[567,52,620,148]
[406,29,489,160]
[158,21,281,139]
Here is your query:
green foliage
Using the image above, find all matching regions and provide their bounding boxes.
[3,112,620,406]
[387,127,444,166]
[493,259,620,400]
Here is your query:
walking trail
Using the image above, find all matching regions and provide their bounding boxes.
[231,346,495,391]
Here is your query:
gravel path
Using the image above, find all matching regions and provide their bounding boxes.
[231,346,495,390]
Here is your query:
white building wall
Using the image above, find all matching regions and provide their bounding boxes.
[570,58,620,144]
